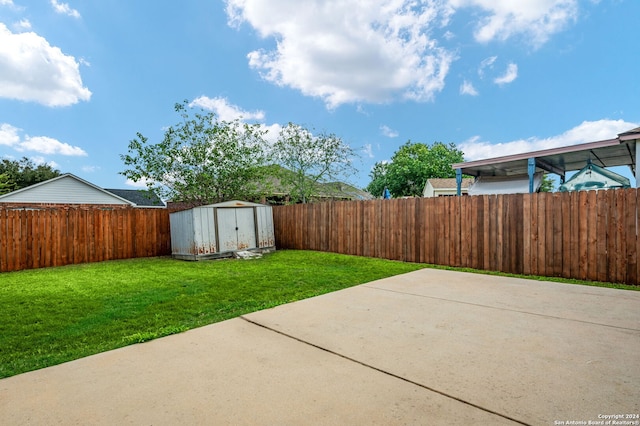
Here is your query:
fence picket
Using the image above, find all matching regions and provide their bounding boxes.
[568,192,580,278]
[625,189,638,284]
[596,191,609,282]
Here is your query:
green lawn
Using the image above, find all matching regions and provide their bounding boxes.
[0,250,426,379]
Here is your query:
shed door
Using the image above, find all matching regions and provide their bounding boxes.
[217,208,257,252]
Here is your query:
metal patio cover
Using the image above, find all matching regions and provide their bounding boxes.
[452,128,639,183]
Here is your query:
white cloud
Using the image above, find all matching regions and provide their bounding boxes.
[0,23,91,106]
[0,122,87,156]
[460,80,478,96]
[0,0,15,6]
[189,95,300,150]
[31,156,59,169]
[227,0,455,108]
[380,125,399,138]
[449,0,578,47]
[82,165,99,173]
[260,123,282,145]
[0,123,20,146]
[18,136,87,156]
[226,1,583,108]
[493,63,518,85]
[356,105,370,116]
[190,96,265,122]
[125,177,154,189]
[189,95,282,144]
[474,56,516,87]
[50,0,80,18]
[362,144,374,159]
[478,55,497,77]
[460,119,639,161]
[13,19,31,30]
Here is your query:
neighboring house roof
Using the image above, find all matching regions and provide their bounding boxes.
[317,182,374,201]
[258,165,373,202]
[427,178,473,190]
[559,162,630,192]
[0,174,134,206]
[165,165,374,207]
[423,178,473,197]
[104,188,165,207]
[0,174,165,207]
[619,126,640,137]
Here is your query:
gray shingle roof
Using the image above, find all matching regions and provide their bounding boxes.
[103,189,164,207]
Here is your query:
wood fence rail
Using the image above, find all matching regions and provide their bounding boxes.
[0,207,171,273]
[272,189,639,286]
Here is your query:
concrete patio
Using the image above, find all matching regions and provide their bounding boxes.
[1,269,639,425]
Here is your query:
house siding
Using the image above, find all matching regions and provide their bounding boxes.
[0,176,130,205]
[423,178,473,198]
[423,182,436,197]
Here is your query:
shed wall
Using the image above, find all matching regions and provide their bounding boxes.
[192,207,218,254]
[256,206,275,247]
[169,209,195,258]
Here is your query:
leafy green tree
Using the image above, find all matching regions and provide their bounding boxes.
[271,123,357,204]
[0,157,61,192]
[539,174,555,192]
[366,141,464,197]
[364,161,390,198]
[121,100,269,204]
[0,173,13,195]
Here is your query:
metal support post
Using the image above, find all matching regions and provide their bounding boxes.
[528,158,536,193]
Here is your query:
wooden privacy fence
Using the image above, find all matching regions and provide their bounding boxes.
[273,189,639,286]
[0,207,171,273]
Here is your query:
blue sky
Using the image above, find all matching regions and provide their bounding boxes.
[0,0,638,192]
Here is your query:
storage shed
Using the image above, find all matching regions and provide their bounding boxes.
[169,200,275,260]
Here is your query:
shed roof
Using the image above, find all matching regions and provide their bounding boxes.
[199,200,268,208]
[452,128,639,179]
